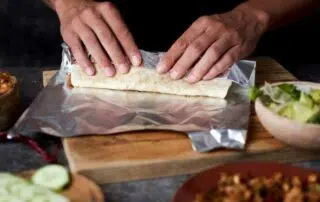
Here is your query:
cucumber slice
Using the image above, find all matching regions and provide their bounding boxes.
[0,187,9,196]
[31,165,70,191]
[0,171,70,202]
[47,193,70,202]
[0,195,24,202]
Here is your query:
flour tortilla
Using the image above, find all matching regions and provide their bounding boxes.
[70,65,232,98]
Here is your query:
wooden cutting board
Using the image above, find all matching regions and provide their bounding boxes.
[42,57,320,184]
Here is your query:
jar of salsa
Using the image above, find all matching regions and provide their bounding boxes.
[0,72,20,131]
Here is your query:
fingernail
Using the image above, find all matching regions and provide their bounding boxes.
[186,74,197,83]
[85,67,94,76]
[170,70,179,80]
[131,55,140,66]
[202,75,211,80]
[118,63,129,74]
[157,63,167,74]
[104,67,115,77]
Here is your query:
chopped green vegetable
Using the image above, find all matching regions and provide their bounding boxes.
[299,92,314,108]
[278,83,301,100]
[292,102,320,123]
[248,86,262,102]
[310,89,320,104]
[278,103,295,119]
[252,82,320,124]
[262,83,294,104]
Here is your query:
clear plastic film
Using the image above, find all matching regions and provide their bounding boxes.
[10,43,256,152]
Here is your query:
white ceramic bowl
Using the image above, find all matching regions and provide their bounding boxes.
[255,81,320,150]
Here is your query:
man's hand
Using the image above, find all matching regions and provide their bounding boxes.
[157,5,269,83]
[55,0,142,76]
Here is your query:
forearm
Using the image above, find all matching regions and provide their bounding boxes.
[236,0,320,30]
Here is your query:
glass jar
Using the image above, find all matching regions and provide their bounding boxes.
[0,72,20,131]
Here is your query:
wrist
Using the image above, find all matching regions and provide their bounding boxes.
[54,0,92,22]
[234,2,271,32]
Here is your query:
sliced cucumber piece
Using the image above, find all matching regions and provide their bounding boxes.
[0,187,9,196]
[31,195,51,202]
[31,165,70,191]
[0,195,24,202]
[47,193,70,202]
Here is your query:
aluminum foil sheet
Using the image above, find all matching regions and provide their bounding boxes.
[10,44,256,152]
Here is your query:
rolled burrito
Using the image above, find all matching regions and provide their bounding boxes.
[70,65,232,98]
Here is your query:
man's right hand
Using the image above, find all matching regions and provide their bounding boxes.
[54,0,142,76]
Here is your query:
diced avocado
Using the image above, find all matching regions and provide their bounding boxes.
[278,83,300,100]
[292,102,320,123]
[310,89,320,104]
[299,92,314,108]
[278,104,295,119]
[269,103,285,114]
[269,103,279,112]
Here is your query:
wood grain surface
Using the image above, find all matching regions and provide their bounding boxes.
[42,57,320,184]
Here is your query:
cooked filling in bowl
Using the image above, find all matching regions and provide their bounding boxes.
[0,72,15,95]
[195,172,320,202]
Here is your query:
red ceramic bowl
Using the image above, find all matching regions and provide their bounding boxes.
[172,161,320,202]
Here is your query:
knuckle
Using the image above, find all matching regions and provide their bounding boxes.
[98,56,110,65]
[174,39,189,50]
[100,1,115,10]
[118,28,131,41]
[73,51,88,65]
[215,64,225,72]
[232,31,241,40]
[208,46,220,58]
[113,54,128,65]
[82,7,95,17]
[83,33,97,45]
[226,53,236,63]
[71,17,82,29]
[198,16,212,26]
[227,29,241,41]
[189,42,204,55]
[164,55,175,66]
[99,30,115,43]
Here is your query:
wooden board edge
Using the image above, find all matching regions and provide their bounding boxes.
[62,138,78,173]
[74,148,320,184]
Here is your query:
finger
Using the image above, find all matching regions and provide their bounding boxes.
[82,8,130,74]
[202,45,240,80]
[156,19,206,74]
[73,18,115,76]
[98,2,142,67]
[185,38,235,83]
[168,33,213,80]
[65,32,95,76]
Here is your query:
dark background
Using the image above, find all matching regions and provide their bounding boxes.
[0,0,319,79]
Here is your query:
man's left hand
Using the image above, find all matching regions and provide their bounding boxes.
[157,5,269,83]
